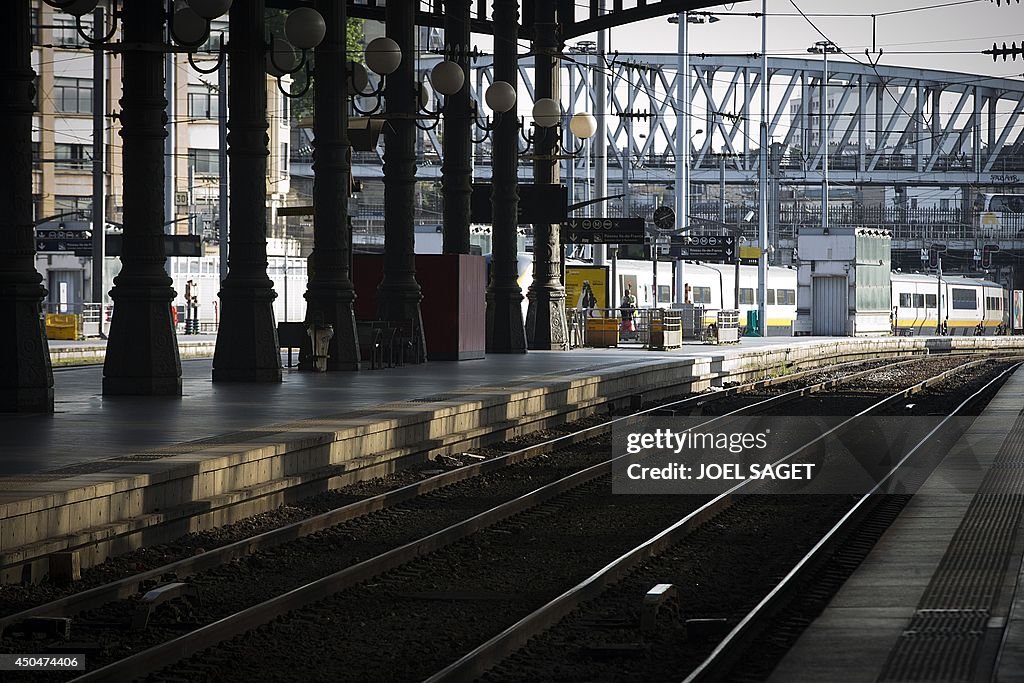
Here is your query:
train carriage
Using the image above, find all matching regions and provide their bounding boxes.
[891,273,1006,335]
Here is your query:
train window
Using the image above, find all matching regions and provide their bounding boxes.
[899,293,912,307]
[951,288,977,310]
[767,290,776,305]
[986,296,1002,311]
[925,294,937,308]
[778,289,796,305]
[913,294,925,308]
[692,286,712,304]
[657,285,671,303]
[738,288,754,305]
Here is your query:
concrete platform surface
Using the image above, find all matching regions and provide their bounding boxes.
[14,334,992,477]
[20,336,776,474]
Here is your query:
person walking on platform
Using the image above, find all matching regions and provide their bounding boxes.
[620,286,637,340]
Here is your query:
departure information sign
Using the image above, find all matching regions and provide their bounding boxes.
[561,217,645,244]
[669,235,737,262]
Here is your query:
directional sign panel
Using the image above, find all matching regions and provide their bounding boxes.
[36,237,92,253]
[669,234,737,262]
[561,217,645,244]
[36,229,90,240]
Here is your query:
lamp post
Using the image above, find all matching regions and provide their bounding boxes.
[807,40,839,232]
[668,12,719,306]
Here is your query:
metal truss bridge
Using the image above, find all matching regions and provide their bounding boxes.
[338,53,1024,191]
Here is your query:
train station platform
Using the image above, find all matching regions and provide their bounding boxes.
[768,365,1024,683]
[1,335,1022,583]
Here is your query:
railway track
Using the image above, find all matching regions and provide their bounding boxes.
[433,360,1018,683]
[0,355,1003,681]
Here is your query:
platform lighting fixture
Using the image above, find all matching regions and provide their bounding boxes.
[515,98,597,158]
[346,37,470,130]
[43,0,234,46]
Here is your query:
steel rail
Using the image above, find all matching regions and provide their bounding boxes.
[682,362,1022,683]
[1,356,914,634]
[424,358,1008,683]
[65,358,938,682]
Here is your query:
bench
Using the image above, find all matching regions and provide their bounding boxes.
[355,322,384,370]
[277,322,308,368]
[356,319,424,367]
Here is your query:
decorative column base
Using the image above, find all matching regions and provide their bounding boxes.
[526,288,568,351]
[486,285,527,353]
[102,285,182,396]
[303,288,360,371]
[0,283,53,411]
[213,286,282,382]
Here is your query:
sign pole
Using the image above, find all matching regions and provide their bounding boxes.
[91,6,106,334]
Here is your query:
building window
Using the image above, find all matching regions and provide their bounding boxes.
[54,77,93,114]
[940,199,949,211]
[951,288,977,310]
[187,85,219,119]
[53,15,93,47]
[30,7,40,44]
[32,141,41,170]
[54,195,92,219]
[54,143,92,170]
[280,142,288,178]
[189,148,220,176]
[199,20,228,53]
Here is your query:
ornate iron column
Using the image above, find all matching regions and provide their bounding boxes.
[303,0,359,370]
[377,0,425,361]
[213,0,282,382]
[485,0,526,353]
[441,0,472,255]
[103,0,182,396]
[525,1,568,350]
[0,0,53,411]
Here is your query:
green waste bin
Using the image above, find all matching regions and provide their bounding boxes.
[745,310,760,337]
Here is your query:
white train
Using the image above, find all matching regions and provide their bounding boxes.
[510,254,1008,337]
[891,272,1007,335]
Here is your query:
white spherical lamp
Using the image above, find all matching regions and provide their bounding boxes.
[172,7,208,47]
[265,38,299,78]
[347,61,370,96]
[285,7,326,50]
[187,0,232,20]
[365,37,402,76]
[431,61,465,96]
[569,112,597,139]
[532,98,561,128]
[484,81,516,113]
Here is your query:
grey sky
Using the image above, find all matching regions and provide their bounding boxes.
[594,0,1023,80]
